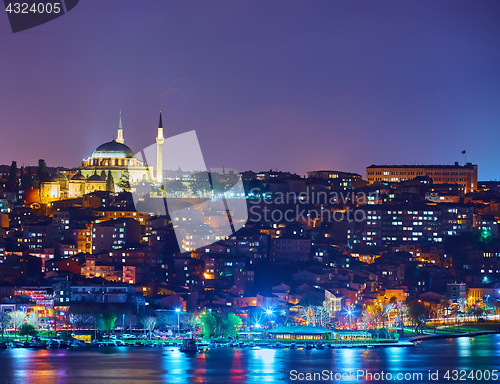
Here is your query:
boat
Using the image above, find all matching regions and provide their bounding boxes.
[305,343,314,350]
[24,340,46,349]
[47,340,59,349]
[180,338,198,353]
[316,343,325,350]
[289,343,296,349]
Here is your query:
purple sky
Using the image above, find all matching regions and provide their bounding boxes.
[1,0,500,179]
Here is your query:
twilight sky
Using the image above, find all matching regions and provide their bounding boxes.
[1,0,499,179]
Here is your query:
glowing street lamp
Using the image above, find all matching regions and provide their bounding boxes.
[264,308,274,329]
[346,308,353,329]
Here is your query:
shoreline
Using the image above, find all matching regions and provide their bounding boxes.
[2,331,498,351]
[407,330,500,342]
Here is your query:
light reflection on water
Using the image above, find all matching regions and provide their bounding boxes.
[0,335,499,383]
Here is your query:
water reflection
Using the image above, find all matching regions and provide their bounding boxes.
[0,335,498,383]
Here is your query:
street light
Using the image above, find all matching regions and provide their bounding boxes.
[346,308,353,329]
[175,308,181,338]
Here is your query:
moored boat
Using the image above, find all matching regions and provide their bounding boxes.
[180,338,198,353]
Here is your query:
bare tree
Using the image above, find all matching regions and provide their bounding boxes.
[70,313,95,331]
[298,306,329,327]
[26,312,39,330]
[185,314,201,332]
[8,311,26,335]
[382,303,396,327]
[141,316,157,340]
[0,312,12,339]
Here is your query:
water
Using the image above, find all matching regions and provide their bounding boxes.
[1,335,499,383]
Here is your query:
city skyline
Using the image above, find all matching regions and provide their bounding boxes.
[1,1,500,381]
[1,0,500,179]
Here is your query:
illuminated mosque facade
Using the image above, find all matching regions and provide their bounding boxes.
[40,112,164,203]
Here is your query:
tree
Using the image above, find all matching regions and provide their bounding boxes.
[185,314,202,332]
[20,166,26,189]
[472,305,484,319]
[0,312,12,339]
[157,311,178,331]
[117,170,131,191]
[141,316,157,340]
[201,312,241,339]
[299,305,329,327]
[381,302,396,327]
[8,161,17,191]
[408,301,428,333]
[26,312,39,329]
[100,310,117,338]
[37,159,50,185]
[363,303,384,328]
[223,313,242,339]
[19,323,37,341]
[438,299,452,321]
[70,313,94,331]
[201,312,223,339]
[21,167,33,189]
[106,170,115,192]
[8,310,25,334]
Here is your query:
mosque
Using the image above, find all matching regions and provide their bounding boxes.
[40,112,165,204]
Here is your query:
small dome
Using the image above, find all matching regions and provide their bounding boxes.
[53,172,67,180]
[71,171,85,181]
[91,140,134,159]
[46,176,58,183]
[87,174,104,182]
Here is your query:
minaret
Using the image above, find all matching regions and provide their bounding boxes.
[156,111,164,183]
[116,110,124,144]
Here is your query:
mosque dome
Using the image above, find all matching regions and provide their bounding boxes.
[87,173,104,182]
[91,140,134,159]
[71,171,85,181]
[53,172,67,180]
[46,176,59,183]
